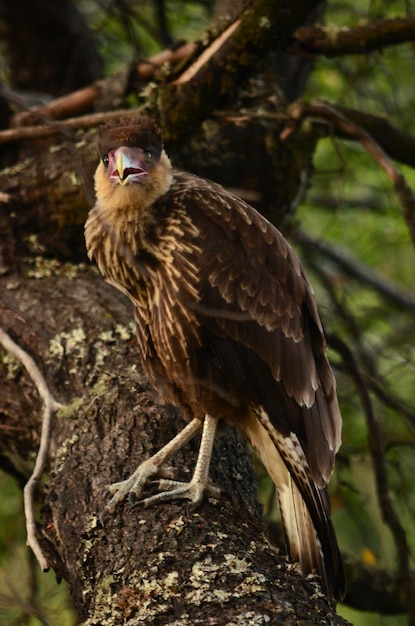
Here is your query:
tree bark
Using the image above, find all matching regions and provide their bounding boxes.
[0,269,347,625]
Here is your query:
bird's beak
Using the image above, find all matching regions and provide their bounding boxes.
[110,148,147,185]
[115,150,134,186]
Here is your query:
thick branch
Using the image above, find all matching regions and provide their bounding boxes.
[0,272,348,625]
[342,555,411,615]
[294,17,415,56]
[158,0,322,140]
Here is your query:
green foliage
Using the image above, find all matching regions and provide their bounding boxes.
[87,1,210,74]
[291,2,415,622]
[0,474,76,625]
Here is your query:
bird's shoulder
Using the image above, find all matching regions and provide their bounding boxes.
[167,170,273,238]
[161,170,321,338]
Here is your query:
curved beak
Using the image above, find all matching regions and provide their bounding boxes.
[110,147,147,185]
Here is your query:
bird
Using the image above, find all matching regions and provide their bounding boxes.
[85,115,345,600]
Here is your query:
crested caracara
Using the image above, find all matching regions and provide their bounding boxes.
[85,115,345,600]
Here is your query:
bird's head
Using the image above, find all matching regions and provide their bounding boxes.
[94,116,172,210]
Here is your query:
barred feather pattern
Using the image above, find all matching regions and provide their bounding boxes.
[85,132,345,599]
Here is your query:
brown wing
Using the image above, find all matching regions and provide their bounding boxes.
[168,172,342,487]
[165,172,345,598]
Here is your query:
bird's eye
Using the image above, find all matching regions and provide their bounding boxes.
[143,150,153,162]
[102,154,110,167]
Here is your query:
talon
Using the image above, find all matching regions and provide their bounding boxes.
[128,492,139,506]
[99,418,218,518]
[99,509,109,527]
[137,478,221,509]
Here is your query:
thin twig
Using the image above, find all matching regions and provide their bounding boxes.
[284,101,415,248]
[329,334,411,608]
[0,326,63,571]
[294,228,415,313]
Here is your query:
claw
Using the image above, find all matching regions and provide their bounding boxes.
[100,459,159,517]
[157,478,221,500]
[130,478,221,510]
[140,482,202,508]
[99,416,218,520]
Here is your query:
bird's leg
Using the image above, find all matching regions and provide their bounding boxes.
[103,417,203,516]
[138,414,220,508]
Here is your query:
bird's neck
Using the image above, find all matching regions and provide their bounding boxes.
[85,152,173,292]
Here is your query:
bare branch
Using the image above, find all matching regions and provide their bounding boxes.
[284,101,415,247]
[0,109,137,144]
[294,229,415,313]
[6,42,196,128]
[0,327,63,572]
[332,105,415,170]
[294,17,415,56]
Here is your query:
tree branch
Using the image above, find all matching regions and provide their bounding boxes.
[293,17,415,56]
[0,326,62,571]
[294,229,415,313]
[332,105,415,170]
[158,0,323,140]
[328,334,412,612]
[284,101,415,247]
[0,109,137,144]
[7,42,196,128]
[342,555,411,614]
[0,273,348,624]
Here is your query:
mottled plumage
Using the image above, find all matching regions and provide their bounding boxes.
[85,116,345,600]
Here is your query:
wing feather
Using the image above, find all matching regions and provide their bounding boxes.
[167,172,342,484]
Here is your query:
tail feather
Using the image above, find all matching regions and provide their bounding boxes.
[239,409,345,600]
[278,472,323,573]
[277,471,336,597]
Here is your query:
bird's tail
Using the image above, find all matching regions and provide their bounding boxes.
[239,410,345,600]
[275,467,343,599]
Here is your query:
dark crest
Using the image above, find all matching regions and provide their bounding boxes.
[98,116,163,161]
